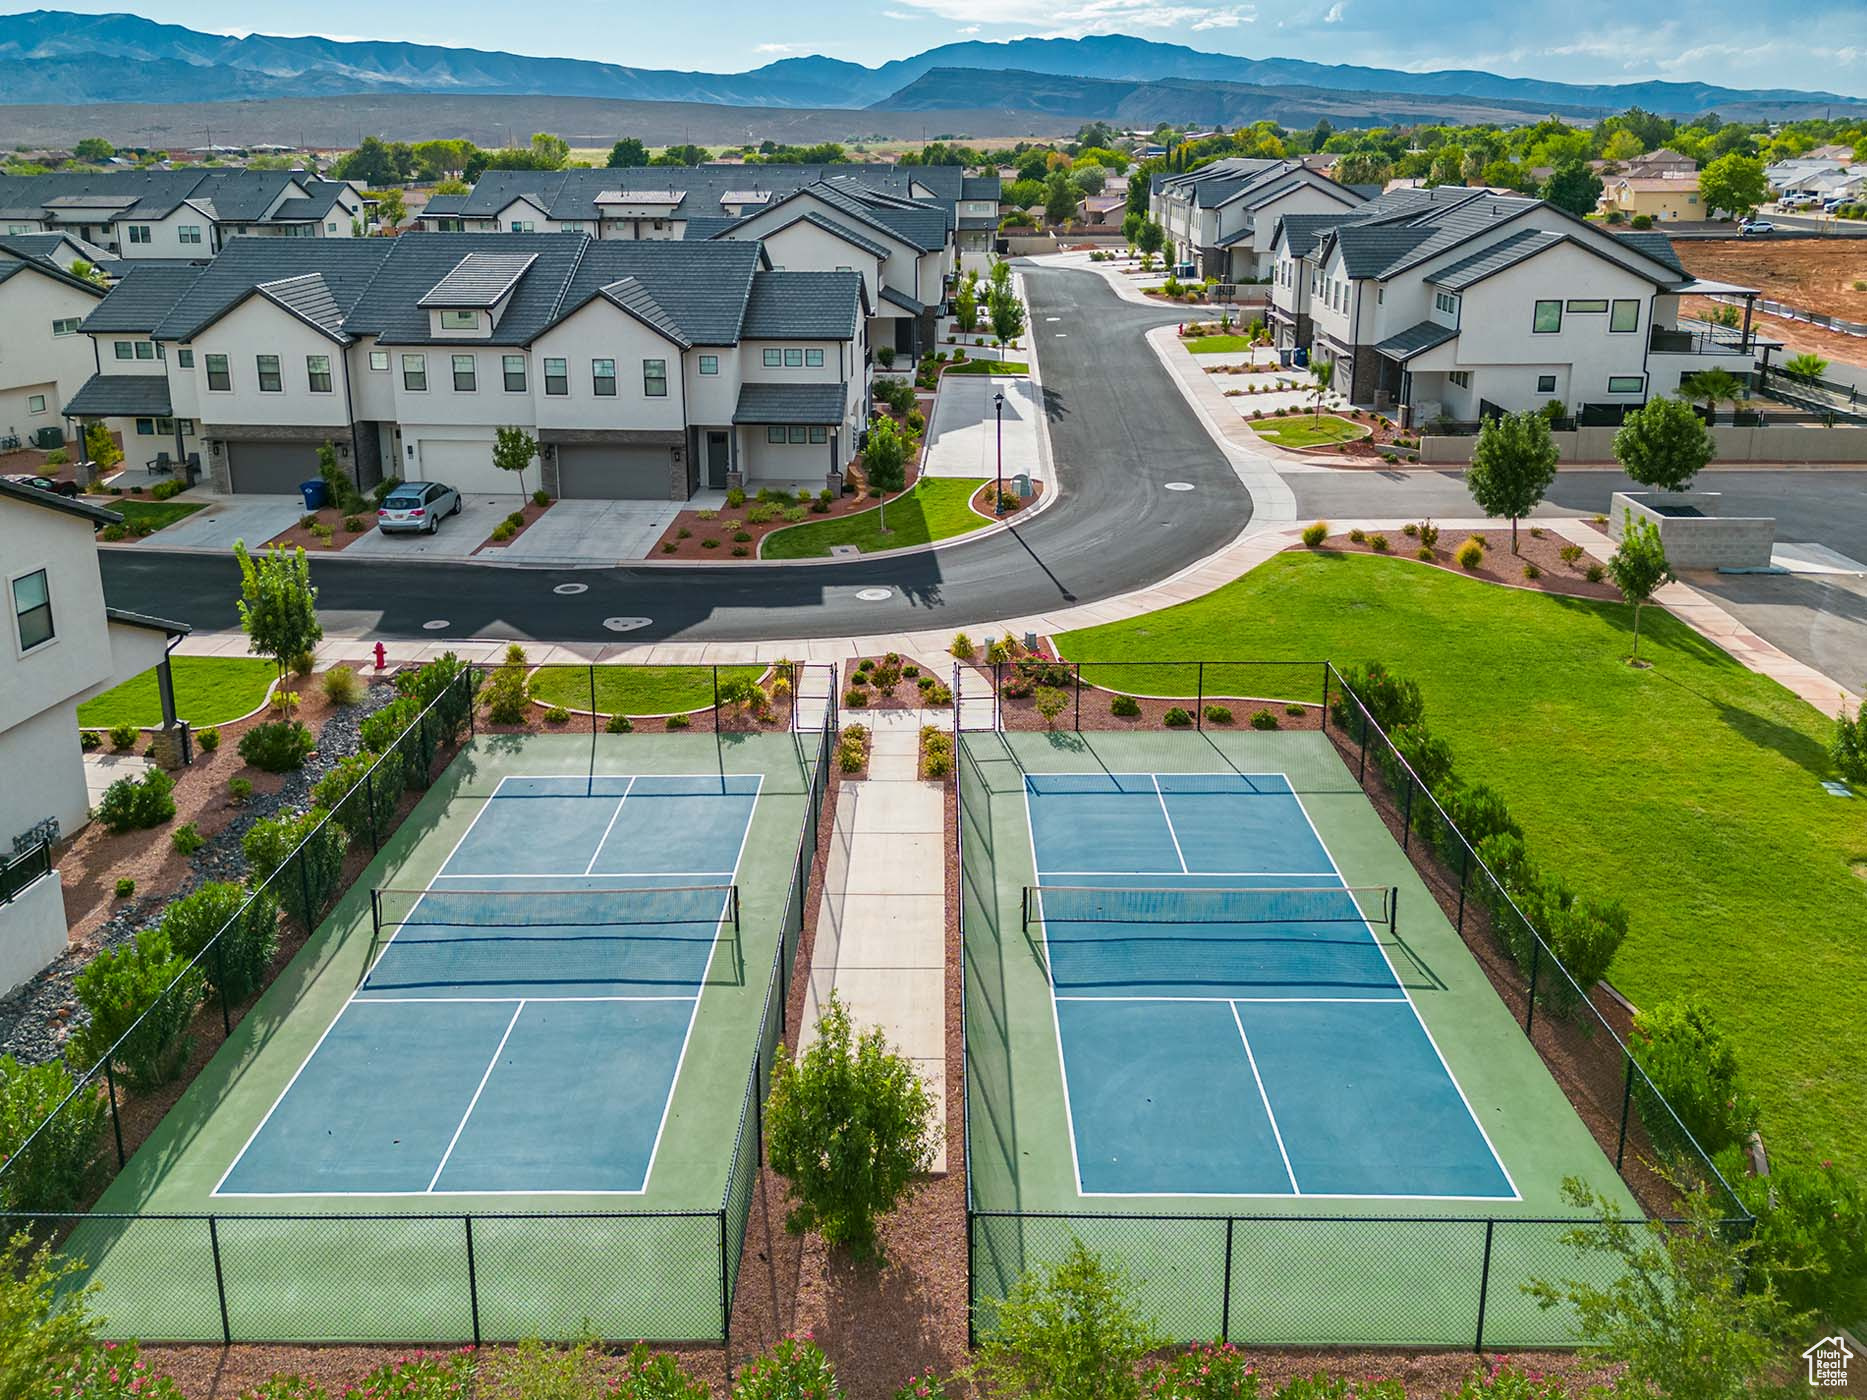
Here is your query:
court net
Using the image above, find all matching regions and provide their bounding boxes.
[1022,883,1395,935]
[371,884,741,939]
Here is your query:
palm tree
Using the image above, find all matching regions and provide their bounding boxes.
[1676,368,1746,424]
[1308,356,1335,420]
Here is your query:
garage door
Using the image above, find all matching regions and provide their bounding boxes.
[226,441,320,494]
[556,444,673,500]
[412,438,507,494]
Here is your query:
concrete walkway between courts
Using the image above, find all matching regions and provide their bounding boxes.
[798,707,950,1171]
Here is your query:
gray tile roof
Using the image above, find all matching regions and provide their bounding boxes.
[550,238,764,346]
[742,270,861,340]
[105,605,190,637]
[1613,230,1686,277]
[879,285,925,315]
[82,263,210,333]
[808,181,950,252]
[597,276,691,348]
[257,272,348,339]
[0,170,340,227]
[1275,212,1364,258]
[451,164,967,224]
[1371,320,1460,361]
[64,373,174,417]
[1428,228,1565,290]
[417,251,539,308]
[0,254,107,299]
[961,175,1002,200]
[153,236,397,341]
[0,475,120,525]
[351,233,584,346]
[420,193,469,216]
[732,381,848,425]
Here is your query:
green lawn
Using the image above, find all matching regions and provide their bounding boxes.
[77,656,276,728]
[109,499,207,531]
[760,478,990,558]
[1184,334,1257,353]
[1249,414,1368,448]
[945,359,1029,375]
[1057,551,1865,1170]
[529,664,767,717]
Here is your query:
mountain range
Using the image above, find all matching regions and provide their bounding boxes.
[0,10,1860,122]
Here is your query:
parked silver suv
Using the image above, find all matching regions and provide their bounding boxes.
[377,481,462,534]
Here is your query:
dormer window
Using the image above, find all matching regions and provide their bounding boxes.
[440,310,479,331]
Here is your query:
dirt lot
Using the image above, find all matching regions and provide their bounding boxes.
[1677,238,1867,320]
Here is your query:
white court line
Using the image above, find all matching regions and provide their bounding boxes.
[352,994,700,1004]
[1149,774,1190,873]
[1231,1001,1300,1195]
[430,871,738,881]
[1020,779,1089,1198]
[1056,995,1410,1004]
[427,1001,526,1192]
[583,776,636,877]
[1037,870,1337,878]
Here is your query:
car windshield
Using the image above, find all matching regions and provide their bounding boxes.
[384,493,423,509]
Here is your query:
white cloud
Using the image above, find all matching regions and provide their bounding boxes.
[959,23,981,32]
[882,0,1254,35]
[754,41,805,52]
[1322,2,1345,21]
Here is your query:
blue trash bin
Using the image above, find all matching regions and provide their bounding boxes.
[298,479,328,511]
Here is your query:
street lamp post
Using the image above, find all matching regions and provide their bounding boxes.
[993,390,1005,516]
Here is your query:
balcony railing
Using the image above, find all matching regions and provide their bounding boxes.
[1648,325,1752,356]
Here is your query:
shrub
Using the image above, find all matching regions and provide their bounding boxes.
[701,537,720,549]
[765,992,937,1260]
[605,713,633,734]
[322,664,363,706]
[1202,704,1234,725]
[269,688,300,718]
[1629,998,1758,1154]
[1732,1159,1867,1327]
[359,694,419,754]
[1033,685,1068,729]
[162,881,280,1005]
[532,488,550,508]
[1584,563,1606,583]
[238,720,314,772]
[108,721,139,751]
[1630,212,1653,229]
[1368,533,1389,553]
[489,520,517,542]
[725,486,746,508]
[1416,519,1440,550]
[1250,709,1278,730]
[71,927,203,1089]
[1532,877,1627,1005]
[170,821,204,855]
[99,523,127,541]
[1444,783,1521,848]
[1329,660,1424,732]
[1347,527,1366,543]
[312,749,405,848]
[0,1054,107,1211]
[746,504,777,525]
[1558,543,1585,565]
[151,478,185,501]
[1301,520,1328,547]
[80,729,101,750]
[1286,703,1306,717]
[1143,1343,1259,1400]
[242,807,345,928]
[227,776,253,803]
[1522,562,1541,580]
[838,725,870,773]
[1832,702,1867,784]
[877,345,896,368]
[310,523,335,545]
[665,713,690,729]
[731,1336,840,1400]
[783,505,807,523]
[344,514,366,533]
[114,877,135,899]
[544,704,571,724]
[1416,546,1435,561]
[1456,537,1486,570]
[950,632,976,660]
[920,725,954,779]
[196,724,220,752]
[95,766,176,833]
[843,687,870,708]
[974,1241,1160,1400]
[1163,706,1192,728]
[300,513,319,530]
[481,650,533,724]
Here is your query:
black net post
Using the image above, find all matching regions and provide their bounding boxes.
[1073,664,1081,731]
[1402,773,1415,852]
[464,1216,482,1345]
[298,848,314,931]
[103,1062,125,1166]
[209,1216,232,1344]
[1220,1216,1234,1342]
[418,706,433,776]
[365,769,380,852]
[965,1210,976,1347]
[1456,843,1471,932]
[1616,1054,1635,1169]
[213,939,231,1035]
[466,669,476,738]
[1473,1218,1494,1352]
[718,1210,733,1365]
[1525,933,1542,1037]
[1196,662,1205,729]
[1320,663,1330,729]
[1357,709,1369,782]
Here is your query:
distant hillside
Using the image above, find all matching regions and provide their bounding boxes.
[0,10,1859,118]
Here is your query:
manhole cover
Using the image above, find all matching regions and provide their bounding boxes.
[1164,482,1196,492]
[553,583,589,596]
[830,545,860,557]
[602,616,653,633]
[855,587,893,602]
[421,619,450,631]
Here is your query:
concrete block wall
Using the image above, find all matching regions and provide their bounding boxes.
[1609,490,1776,569]
[1421,425,1867,465]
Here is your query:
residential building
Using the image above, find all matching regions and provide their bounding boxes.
[1597,175,1704,222]
[1149,158,1369,281]
[1268,186,1759,424]
[0,170,369,259]
[0,257,107,449]
[1622,148,1697,179]
[64,233,871,500]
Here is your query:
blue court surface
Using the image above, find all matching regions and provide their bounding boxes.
[1024,772,1516,1200]
[216,774,760,1197]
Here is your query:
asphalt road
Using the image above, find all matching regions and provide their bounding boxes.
[101,263,1240,644]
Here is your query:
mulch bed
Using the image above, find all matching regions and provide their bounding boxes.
[842,655,939,712]
[1236,409,1419,463]
[263,504,374,552]
[470,666,795,737]
[968,479,1042,519]
[652,458,928,561]
[1298,529,1619,601]
[472,496,555,554]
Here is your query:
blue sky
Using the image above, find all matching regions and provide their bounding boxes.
[11,0,1866,95]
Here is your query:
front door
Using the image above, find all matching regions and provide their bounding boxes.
[706,431,729,489]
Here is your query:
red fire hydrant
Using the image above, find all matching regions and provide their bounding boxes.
[373,641,387,671]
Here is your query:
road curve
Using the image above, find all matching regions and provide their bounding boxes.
[102,263,1253,643]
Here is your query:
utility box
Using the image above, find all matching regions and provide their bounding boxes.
[1012,473,1033,498]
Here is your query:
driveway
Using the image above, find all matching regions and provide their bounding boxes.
[148,495,303,551]
[345,492,520,560]
[497,500,682,564]
[922,374,1045,485]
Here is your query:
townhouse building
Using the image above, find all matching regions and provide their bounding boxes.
[63,233,871,501]
[1268,186,1761,425]
[0,257,107,448]
[1149,158,1371,281]
[0,170,368,260]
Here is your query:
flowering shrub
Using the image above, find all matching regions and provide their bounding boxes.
[43,1340,188,1399]
[240,1377,328,1399]
[1144,1341,1260,1398]
[609,1343,710,1399]
[344,1347,477,1399]
[731,1334,841,1400]
[1448,1359,1577,1398]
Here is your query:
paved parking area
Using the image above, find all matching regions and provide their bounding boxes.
[496,500,682,564]
[148,496,302,551]
[345,492,518,560]
[922,374,1045,484]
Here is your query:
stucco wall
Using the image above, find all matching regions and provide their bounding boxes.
[0,867,67,999]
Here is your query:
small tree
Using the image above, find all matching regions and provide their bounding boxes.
[1540,160,1604,217]
[0,1232,107,1400]
[371,187,407,232]
[1831,701,1867,785]
[862,416,910,534]
[955,278,979,335]
[1527,1177,1800,1400]
[1464,410,1559,553]
[66,259,108,287]
[1613,395,1714,494]
[989,285,1027,353]
[1120,210,1143,250]
[1135,219,1165,261]
[1698,151,1769,219]
[1043,170,1078,227]
[972,1240,1162,1400]
[1307,354,1335,419]
[82,421,121,472]
[606,136,649,168]
[233,540,323,682]
[764,993,937,1261]
[1675,367,1746,422]
[1606,510,1674,661]
[492,425,539,498]
[1783,351,1829,381]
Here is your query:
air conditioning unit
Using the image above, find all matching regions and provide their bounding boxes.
[30,426,64,450]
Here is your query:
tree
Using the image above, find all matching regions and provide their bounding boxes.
[1527,1177,1799,1400]
[1135,219,1165,259]
[431,177,470,197]
[989,284,1027,352]
[650,144,710,167]
[73,136,114,163]
[66,259,107,287]
[1043,170,1078,226]
[1605,511,1674,661]
[1465,410,1559,553]
[529,132,570,169]
[1675,367,1747,422]
[973,1240,1162,1400]
[1783,351,1829,381]
[861,416,910,534]
[1332,151,1392,186]
[1599,128,1646,163]
[492,425,539,498]
[83,421,121,472]
[1541,160,1604,217]
[764,993,935,1260]
[371,187,407,232]
[0,1232,115,1400]
[1308,355,1335,420]
[1614,396,1714,493]
[233,540,323,682]
[606,137,649,168]
[334,135,403,186]
[1120,210,1144,249]
[1070,162,1106,197]
[1698,152,1768,219]
[954,277,978,335]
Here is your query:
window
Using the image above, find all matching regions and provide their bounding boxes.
[127,225,151,244]
[135,418,156,435]
[643,358,667,397]
[205,353,230,391]
[306,354,332,393]
[1565,299,1607,314]
[809,425,828,444]
[178,225,202,245]
[510,221,534,233]
[1536,374,1558,394]
[440,309,478,331]
[369,349,389,372]
[51,317,80,336]
[256,354,282,393]
[592,358,616,396]
[1449,371,1472,389]
[1610,299,1640,333]
[763,348,782,368]
[452,354,477,392]
[178,419,195,436]
[544,358,568,395]
[805,349,824,368]
[788,425,807,444]
[783,348,804,367]
[114,341,133,360]
[27,394,45,414]
[502,355,526,392]
[1434,291,1458,316]
[133,341,155,361]
[767,426,785,443]
[12,569,53,652]
[698,354,719,376]
[176,348,193,368]
[326,222,337,233]
[1532,300,1562,334]
[401,354,427,391]
[1607,375,1646,394]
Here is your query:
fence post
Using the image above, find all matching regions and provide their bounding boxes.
[719,1210,733,1378]
[754,1047,764,1148]
[1073,664,1081,731]
[464,1216,482,1346]
[365,769,380,853]
[965,1210,976,1348]
[1616,1054,1636,1170]
[467,669,476,738]
[1402,774,1416,851]
[1320,663,1330,730]
[103,1062,125,1167]
[1473,1219,1495,1353]
[1524,933,1541,1038]
[213,939,231,1036]
[712,665,720,722]
[209,1216,232,1344]
[993,660,1002,731]
[1196,662,1204,729]
[590,664,599,736]
[1220,1217,1235,1343]
[1456,844,1470,932]
[298,847,314,930]
[1357,711,1369,783]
